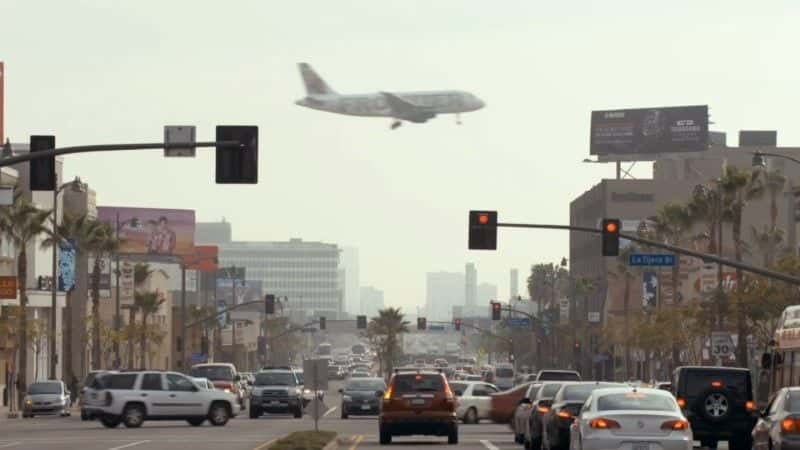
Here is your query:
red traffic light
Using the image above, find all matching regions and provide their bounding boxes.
[604,221,618,233]
[478,214,490,225]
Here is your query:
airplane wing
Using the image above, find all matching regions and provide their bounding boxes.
[380,92,436,122]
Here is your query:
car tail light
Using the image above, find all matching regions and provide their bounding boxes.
[383,384,394,401]
[746,401,756,412]
[710,380,723,388]
[104,392,113,406]
[557,410,572,420]
[676,397,686,408]
[661,419,689,430]
[590,418,620,429]
[537,405,550,414]
[782,417,800,434]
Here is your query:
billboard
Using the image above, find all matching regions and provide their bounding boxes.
[590,105,708,157]
[58,239,76,292]
[183,245,218,272]
[97,207,195,256]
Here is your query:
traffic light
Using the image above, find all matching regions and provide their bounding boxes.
[319,316,326,330]
[417,317,427,330]
[216,125,258,184]
[265,294,275,314]
[29,135,55,191]
[491,302,502,321]
[468,210,498,250]
[601,219,621,257]
[356,315,367,329]
[454,318,462,331]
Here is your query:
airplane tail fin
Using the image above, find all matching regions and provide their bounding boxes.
[298,62,336,96]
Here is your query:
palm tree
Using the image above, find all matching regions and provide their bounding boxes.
[85,220,118,369]
[719,165,765,366]
[760,168,787,231]
[367,307,409,379]
[750,225,785,267]
[0,192,51,405]
[687,184,724,254]
[134,290,165,368]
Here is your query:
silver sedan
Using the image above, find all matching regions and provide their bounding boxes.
[752,387,800,450]
[570,387,692,450]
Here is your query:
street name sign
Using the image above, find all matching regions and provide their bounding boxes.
[508,317,531,329]
[629,254,676,267]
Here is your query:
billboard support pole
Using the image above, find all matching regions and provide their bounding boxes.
[616,161,621,180]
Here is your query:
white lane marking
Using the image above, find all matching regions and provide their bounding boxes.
[480,440,500,450]
[108,441,150,450]
[0,443,20,449]
[323,406,337,417]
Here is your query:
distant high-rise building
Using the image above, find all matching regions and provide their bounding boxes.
[196,220,232,245]
[478,282,498,305]
[426,272,465,321]
[340,247,360,315]
[510,269,519,299]
[360,286,384,318]
[465,263,477,308]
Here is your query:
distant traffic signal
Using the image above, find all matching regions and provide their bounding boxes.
[468,210,498,250]
[216,125,258,184]
[265,294,275,314]
[601,219,621,256]
[356,315,367,329]
[491,302,502,321]
[319,316,326,330]
[417,317,427,330]
[454,319,462,331]
[30,135,56,191]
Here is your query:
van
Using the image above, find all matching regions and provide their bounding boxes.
[494,363,515,390]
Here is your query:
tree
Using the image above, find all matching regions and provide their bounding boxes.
[750,225,785,267]
[760,168,787,231]
[133,290,165,368]
[719,165,765,366]
[0,192,51,405]
[86,221,118,368]
[365,308,409,379]
[687,183,724,254]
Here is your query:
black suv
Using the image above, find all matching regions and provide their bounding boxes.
[673,366,758,450]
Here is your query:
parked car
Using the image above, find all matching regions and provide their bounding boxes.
[489,382,535,423]
[673,366,757,450]
[248,368,304,419]
[512,383,542,443]
[541,382,624,450]
[570,386,692,450]
[22,380,71,418]
[450,380,499,424]
[340,377,386,419]
[81,371,239,428]
[190,363,246,411]
[80,370,117,420]
[379,370,458,445]
[525,382,567,450]
[752,386,800,450]
[534,369,581,382]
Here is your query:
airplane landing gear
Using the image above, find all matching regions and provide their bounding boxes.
[390,120,402,130]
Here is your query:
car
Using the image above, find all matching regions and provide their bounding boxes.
[450,380,499,424]
[495,363,516,391]
[192,377,216,390]
[81,371,239,428]
[489,382,535,424]
[340,377,386,419]
[534,369,582,382]
[512,383,542,444]
[541,382,624,450]
[80,370,117,420]
[752,386,800,450]
[525,382,567,450]
[350,371,371,378]
[248,368,304,419]
[464,374,483,382]
[570,386,692,450]
[655,381,672,392]
[379,370,458,445]
[22,380,71,418]
[673,366,757,450]
[190,363,246,411]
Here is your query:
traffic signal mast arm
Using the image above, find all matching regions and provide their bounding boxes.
[183,299,264,329]
[494,221,800,286]
[427,320,513,345]
[0,140,243,168]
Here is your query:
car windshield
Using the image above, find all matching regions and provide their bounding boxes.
[683,370,750,398]
[255,372,297,386]
[597,393,676,411]
[787,392,800,412]
[345,379,386,391]
[539,383,562,398]
[190,366,234,381]
[28,382,62,395]
[563,383,620,401]
[393,374,444,393]
[496,368,514,378]
[526,385,542,399]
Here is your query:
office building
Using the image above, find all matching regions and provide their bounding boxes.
[340,247,360,315]
[477,282,498,306]
[360,286,384,318]
[425,271,465,321]
[465,263,477,308]
[196,220,232,245]
[510,269,519,298]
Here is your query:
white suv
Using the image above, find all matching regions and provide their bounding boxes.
[82,371,240,428]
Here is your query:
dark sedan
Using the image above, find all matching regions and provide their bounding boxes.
[541,382,624,450]
[340,377,386,419]
[524,382,566,450]
[753,387,800,450]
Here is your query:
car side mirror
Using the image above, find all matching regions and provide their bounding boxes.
[375,390,384,398]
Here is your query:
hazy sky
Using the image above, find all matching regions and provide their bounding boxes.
[2,1,800,313]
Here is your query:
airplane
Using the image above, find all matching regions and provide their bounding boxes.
[294,63,485,129]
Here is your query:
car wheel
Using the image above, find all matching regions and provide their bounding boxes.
[187,418,205,427]
[122,404,145,428]
[448,426,459,445]
[249,407,261,419]
[379,428,392,445]
[100,416,121,428]
[208,402,230,426]
[464,407,478,425]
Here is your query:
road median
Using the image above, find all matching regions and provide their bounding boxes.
[258,430,337,450]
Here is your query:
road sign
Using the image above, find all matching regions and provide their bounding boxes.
[711,331,734,357]
[629,254,677,267]
[164,125,196,157]
[303,358,329,432]
[428,325,446,332]
[508,318,531,329]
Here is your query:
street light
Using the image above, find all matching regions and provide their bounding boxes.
[49,176,85,379]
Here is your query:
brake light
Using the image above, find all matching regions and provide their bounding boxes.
[746,401,756,412]
[557,410,572,420]
[782,418,800,434]
[383,384,394,401]
[590,418,620,429]
[711,380,723,388]
[661,419,689,430]
[676,398,686,408]
[537,405,550,414]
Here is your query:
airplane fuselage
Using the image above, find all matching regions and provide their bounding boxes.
[296,90,483,119]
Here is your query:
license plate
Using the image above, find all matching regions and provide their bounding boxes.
[270,401,281,406]
[411,399,425,405]
[632,444,648,450]
[361,405,372,410]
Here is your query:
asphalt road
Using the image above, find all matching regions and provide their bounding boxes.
[0,380,730,450]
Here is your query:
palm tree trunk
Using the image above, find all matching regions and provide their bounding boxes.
[63,293,72,388]
[90,258,102,369]
[733,214,748,367]
[770,191,778,231]
[671,265,681,371]
[140,314,148,369]
[623,275,631,381]
[16,248,28,409]
[127,308,136,369]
